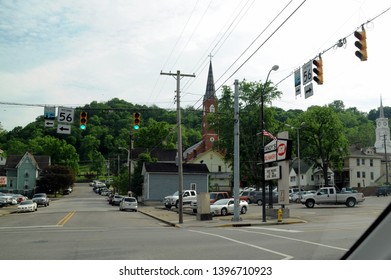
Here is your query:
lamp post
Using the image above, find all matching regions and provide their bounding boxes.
[286,122,305,201]
[261,65,279,222]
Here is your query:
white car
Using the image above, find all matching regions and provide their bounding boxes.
[17,200,37,212]
[210,198,248,216]
[119,197,138,212]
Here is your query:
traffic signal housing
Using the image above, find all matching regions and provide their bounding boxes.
[313,56,323,85]
[354,26,367,61]
[133,112,140,130]
[80,111,87,130]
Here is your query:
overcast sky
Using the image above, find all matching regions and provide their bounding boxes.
[1,0,390,132]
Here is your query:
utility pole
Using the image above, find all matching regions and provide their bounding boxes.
[232,80,241,222]
[383,134,389,184]
[160,70,195,224]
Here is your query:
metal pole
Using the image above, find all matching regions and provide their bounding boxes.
[233,79,241,221]
[160,70,195,224]
[261,65,278,222]
[297,127,301,200]
[384,135,389,184]
[129,133,133,195]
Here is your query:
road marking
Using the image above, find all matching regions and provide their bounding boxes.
[236,228,348,251]
[245,227,303,233]
[188,229,293,260]
[57,211,76,226]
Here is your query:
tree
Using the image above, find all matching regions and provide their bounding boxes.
[37,165,76,196]
[295,105,349,187]
[209,79,281,188]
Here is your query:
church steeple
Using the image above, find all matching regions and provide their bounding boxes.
[374,96,391,153]
[204,61,216,101]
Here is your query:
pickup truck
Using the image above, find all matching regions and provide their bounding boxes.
[300,186,364,208]
[163,190,197,209]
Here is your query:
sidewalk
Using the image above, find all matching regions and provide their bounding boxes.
[1,204,306,228]
[138,205,306,228]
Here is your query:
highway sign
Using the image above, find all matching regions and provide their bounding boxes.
[302,60,313,85]
[304,83,314,99]
[57,124,71,134]
[57,107,75,124]
[294,69,301,96]
[44,106,56,128]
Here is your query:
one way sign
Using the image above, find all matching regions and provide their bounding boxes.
[57,124,71,134]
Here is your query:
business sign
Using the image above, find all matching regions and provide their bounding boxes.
[264,139,292,163]
[44,106,56,128]
[265,166,281,181]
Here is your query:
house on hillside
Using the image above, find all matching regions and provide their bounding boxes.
[3,152,50,197]
[141,162,209,203]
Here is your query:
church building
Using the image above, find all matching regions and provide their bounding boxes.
[183,60,232,192]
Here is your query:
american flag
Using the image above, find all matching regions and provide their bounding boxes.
[262,130,277,140]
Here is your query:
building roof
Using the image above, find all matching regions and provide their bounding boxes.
[5,152,50,170]
[143,162,209,174]
[131,148,177,162]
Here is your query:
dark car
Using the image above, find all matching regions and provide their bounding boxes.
[376,187,389,197]
[248,191,278,206]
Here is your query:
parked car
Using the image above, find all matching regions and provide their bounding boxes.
[248,191,278,206]
[119,197,138,212]
[17,200,37,212]
[376,187,389,197]
[32,193,50,207]
[12,194,27,203]
[210,198,248,216]
[289,190,316,203]
[111,195,124,206]
[62,187,73,195]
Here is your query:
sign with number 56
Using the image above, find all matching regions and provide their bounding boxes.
[57,107,75,124]
[302,60,313,85]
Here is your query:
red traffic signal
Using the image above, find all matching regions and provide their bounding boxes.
[354,27,367,61]
[313,56,323,85]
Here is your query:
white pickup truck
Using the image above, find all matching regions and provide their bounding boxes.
[300,186,364,208]
[163,190,197,209]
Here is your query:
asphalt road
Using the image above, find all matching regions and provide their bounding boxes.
[0,183,389,260]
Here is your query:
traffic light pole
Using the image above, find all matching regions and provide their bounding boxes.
[160,70,195,224]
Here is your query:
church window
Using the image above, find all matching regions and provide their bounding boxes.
[210,105,215,113]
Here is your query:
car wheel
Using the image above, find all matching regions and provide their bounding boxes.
[221,208,228,216]
[241,206,247,214]
[305,199,315,208]
[175,200,179,208]
[165,205,171,209]
[346,198,356,207]
[257,199,263,206]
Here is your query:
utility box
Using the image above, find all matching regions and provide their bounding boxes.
[197,192,212,221]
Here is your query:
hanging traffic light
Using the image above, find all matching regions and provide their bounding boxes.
[354,26,367,61]
[133,112,140,130]
[80,111,87,130]
[313,55,323,85]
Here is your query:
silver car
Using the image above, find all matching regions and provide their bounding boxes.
[119,197,138,212]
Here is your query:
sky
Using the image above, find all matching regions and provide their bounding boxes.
[1,0,390,132]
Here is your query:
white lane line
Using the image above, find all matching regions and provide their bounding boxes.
[236,228,348,251]
[188,229,293,260]
[244,227,302,233]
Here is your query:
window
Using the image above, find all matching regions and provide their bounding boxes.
[361,159,365,165]
[371,172,374,180]
[356,158,360,166]
[218,166,222,172]
[370,159,373,167]
[362,172,366,178]
[357,172,360,178]
[190,183,196,190]
[210,105,215,113]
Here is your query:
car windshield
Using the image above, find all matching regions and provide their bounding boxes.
[20,201,32,205]
[213,199,230,205]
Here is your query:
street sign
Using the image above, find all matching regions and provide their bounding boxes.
[304,83,314,99]
[57,107,75,124]
[294,69,301,96]
[264,139,292,163]
[302,60,313,85]
[265,166,281,181]
[44,106,56,128]
[57,124,71,134]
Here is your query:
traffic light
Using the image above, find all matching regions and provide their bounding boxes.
[80,111,87,130]
[133,112,140,130]
[313,55,323,85]
[354,26,367,61]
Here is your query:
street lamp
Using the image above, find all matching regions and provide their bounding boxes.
[261,65,279,222]
[286,122,305,201]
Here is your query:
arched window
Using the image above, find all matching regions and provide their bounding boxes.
[210,105,215,113]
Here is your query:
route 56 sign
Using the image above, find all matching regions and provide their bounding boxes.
[57,107,75,124]
[302,60,313,85]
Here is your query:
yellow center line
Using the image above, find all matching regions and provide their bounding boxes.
[57,211,76,226]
